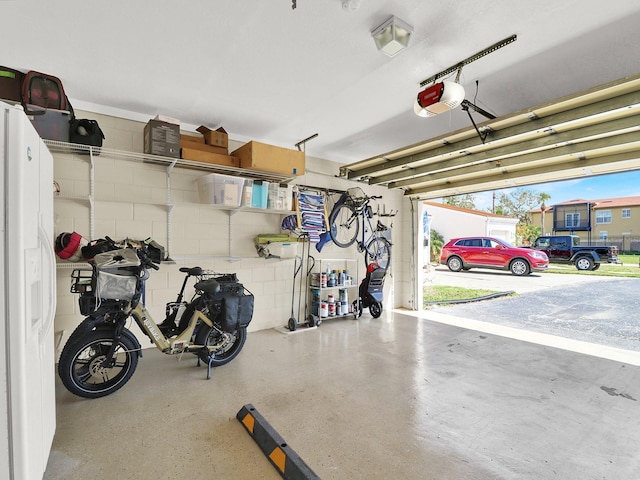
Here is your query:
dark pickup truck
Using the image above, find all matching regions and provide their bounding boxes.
[531,235,620,271]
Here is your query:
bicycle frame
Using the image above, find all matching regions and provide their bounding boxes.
[355,201,377,251]
[126,301,215,355]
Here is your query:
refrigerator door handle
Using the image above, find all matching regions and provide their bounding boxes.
[38,220,57,344]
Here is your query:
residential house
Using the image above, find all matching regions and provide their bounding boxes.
[530,196,640,252]
[424,201,519,244]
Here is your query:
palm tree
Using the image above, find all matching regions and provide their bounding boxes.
[430,229,445,262]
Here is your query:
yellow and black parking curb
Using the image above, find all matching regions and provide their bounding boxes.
[236,404,320,480]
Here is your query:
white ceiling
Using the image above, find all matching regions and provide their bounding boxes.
[2,0,639,165]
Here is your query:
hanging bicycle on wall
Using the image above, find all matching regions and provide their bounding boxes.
[327,187,392,271]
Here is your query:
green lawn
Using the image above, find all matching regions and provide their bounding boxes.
[546,254,640,277]
[424,285,508,304]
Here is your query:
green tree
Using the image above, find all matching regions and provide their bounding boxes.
[496,188,550,244]
[430,229,445,262]
[443,194,476,210]
[496,188,550,224]
[517,224,542,245]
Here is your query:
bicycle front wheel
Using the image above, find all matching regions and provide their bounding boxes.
[365,237,391,271]
[329,204,359,248]
[58,329,139,399]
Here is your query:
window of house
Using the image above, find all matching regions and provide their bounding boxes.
[622,208,631,218]
[599,231,608,241]
[565,213,580,228]
[596,210,612,224]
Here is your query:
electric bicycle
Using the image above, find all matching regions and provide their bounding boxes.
[58,244,253,399]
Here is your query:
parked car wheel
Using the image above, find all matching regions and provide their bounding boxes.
[509,259,531,276]
[447,256,463,272]
[575,256,594,271]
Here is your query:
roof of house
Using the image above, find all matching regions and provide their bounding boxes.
[423,201,517,219]
[530,196,640,212]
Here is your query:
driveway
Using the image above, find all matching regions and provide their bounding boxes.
[423,265,640,355]
[425,264,608,294]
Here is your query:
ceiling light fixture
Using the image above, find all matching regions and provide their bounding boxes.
[342,0,361,12]
[371,16,413,57]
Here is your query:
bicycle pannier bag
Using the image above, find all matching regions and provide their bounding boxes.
[94,249,141,301]
[0,66,24,103]
[198,274,254,331]
[221,293,254,331]
[22,70,68,110]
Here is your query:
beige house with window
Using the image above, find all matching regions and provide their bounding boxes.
[530,196,640,252]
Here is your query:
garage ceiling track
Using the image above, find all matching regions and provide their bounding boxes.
[340,73,640,199]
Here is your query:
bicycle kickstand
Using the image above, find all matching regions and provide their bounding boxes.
[196,353,216,380]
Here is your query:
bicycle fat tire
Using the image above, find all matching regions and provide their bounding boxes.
[195,326,247,367]
[365,237,391,271]
[329,203,359,248]
[58,328,139,399]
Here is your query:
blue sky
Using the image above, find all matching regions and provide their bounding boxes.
[472,171,640,212]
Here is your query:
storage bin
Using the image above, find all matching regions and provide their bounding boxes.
[251,180,269,209]
[196,173,245,206]
[263,241,298,258]
[28,108,71,141]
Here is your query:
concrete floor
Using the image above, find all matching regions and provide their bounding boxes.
[45,310,640,480]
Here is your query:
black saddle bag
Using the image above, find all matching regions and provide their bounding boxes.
[201,274,254,332]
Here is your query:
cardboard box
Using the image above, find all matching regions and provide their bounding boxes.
[153,114,179,125]
[144,120,180,158]
[180,147,240,168]
[179,139,227,155]
[196,125,228,149]
[231,141,305,176]
[180,133,205,144]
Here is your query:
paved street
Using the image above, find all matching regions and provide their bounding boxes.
[423,265,640,354]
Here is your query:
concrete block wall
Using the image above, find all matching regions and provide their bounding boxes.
[53,109,409,355]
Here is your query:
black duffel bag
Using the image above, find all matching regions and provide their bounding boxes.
[69,118,105,154]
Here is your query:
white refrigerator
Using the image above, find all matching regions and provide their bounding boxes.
[0,101,57,479]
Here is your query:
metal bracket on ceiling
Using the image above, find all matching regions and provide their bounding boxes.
[295,133,318,152]
[419,34,517,87]
[461,100,496,144]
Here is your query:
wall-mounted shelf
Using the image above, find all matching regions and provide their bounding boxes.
[48,140,296,262]
[43,140,294,184]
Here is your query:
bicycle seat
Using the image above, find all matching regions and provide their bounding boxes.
[179,267,203,276]
[194,278,221,295]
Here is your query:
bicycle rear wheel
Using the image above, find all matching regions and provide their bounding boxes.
[365,237,391,271]
[329,203,359,248]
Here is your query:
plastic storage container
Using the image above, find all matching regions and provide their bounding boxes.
[251,180,269,209]
[196,173,245,206]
